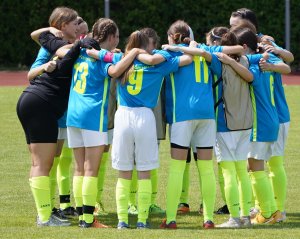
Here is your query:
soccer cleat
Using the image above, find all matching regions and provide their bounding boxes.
[276,211,287,222]
[62,206,78,217]
[128,204,138,215]
[177,203,190,214]
[94,202,107,216]
[240,216,252,227]
[271,210,282,223]
[215,204,229,214]
[216,217,241,228]
[80,219,111,228]
[136,221,150,229]
[250,207,260,219]
[117,221,129,229]
[37,215,71,227]
[203,220,215,229]
[78,220,84,227]
[52,208,69,221]
[198,203,203,215]
[251,212,278,225]
[149,204,165,214]
[160,219,177,229]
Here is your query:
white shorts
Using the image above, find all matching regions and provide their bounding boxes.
[215,130,251,162]
[248,141,274,161]
[108,129,114,145]
[170,119,216,148]
[271,122,289,156]
[57,127,67,140]
[67,127,108,148]
[111,106,159,171]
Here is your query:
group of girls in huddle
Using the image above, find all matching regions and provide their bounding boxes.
[16,6,292,230]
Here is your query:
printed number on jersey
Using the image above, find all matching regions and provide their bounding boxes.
[193,56,209,84]
[127,70,143,95]
[73,62,89,94]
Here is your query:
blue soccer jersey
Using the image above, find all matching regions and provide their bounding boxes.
[117,57,179,108]
[267,55,290,124]
[249,63,279,142]
[30,47,52,70]
[273,72,290,123]
[247,53,290,124]
[197,43,223,54]
[67,49,112,132]
[209,54,230,132]
[165,44,216,124]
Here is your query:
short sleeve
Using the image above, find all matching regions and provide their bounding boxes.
[161,57,180,75]
[209,54,222,77]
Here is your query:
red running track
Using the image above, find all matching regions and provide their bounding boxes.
[0,70,299,86]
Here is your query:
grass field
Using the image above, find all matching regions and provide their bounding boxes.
[0,86,299,239]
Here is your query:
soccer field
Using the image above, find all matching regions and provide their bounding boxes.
[0,86,300,239]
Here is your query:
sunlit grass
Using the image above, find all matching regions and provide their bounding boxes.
[0,86,299,238]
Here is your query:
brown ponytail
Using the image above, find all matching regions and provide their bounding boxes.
[167,20,191,44]
[120,31,149,84]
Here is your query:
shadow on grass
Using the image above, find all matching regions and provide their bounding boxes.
[70,211,300,230]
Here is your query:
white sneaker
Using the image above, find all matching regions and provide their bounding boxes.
[216,217,241,228]
[240,216,252,227]
[250,207,259,219]
[37,215,71,227]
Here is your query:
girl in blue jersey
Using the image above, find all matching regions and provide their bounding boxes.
[25,6,79,224]
[230,9,294,222]
[105,30,192,229]
[127,27,167,216]
[89,18,123,217]
[66,18,145,228]
[173,26,245,217]
[248,53,291,222]
[233,27,290,224]
[160,20,218,229]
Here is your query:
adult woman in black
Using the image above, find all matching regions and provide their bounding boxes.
[16,32,97,226]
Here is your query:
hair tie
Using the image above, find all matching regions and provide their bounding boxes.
[211,29,222,39]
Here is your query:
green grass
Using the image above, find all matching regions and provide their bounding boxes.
[0,86,300,238]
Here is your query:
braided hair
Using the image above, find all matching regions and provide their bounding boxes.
[92,18,118,44]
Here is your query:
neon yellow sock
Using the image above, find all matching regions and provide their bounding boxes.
[138,179,151,223]
[218,164,226,203]
[166,159,186,223]
[82,176,97,223]
[250,171,276,218]
[235,160,252,217]
[116,178,131,224]
[268,156,287,212]
[49,156,60,209]
[180,162,190,204]
[220,161,239,218]
[96,152,108,203]
[57,146,72,209]
[197,160,216,222]
[150,169,158,204]
[73,176,83,221]
[31,176,51,222]
[129,168,138,206]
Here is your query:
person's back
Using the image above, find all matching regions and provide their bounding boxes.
[221,56,253,130]
[67,48,112,132]
[118,57,179,108]
[165,45,214,124]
